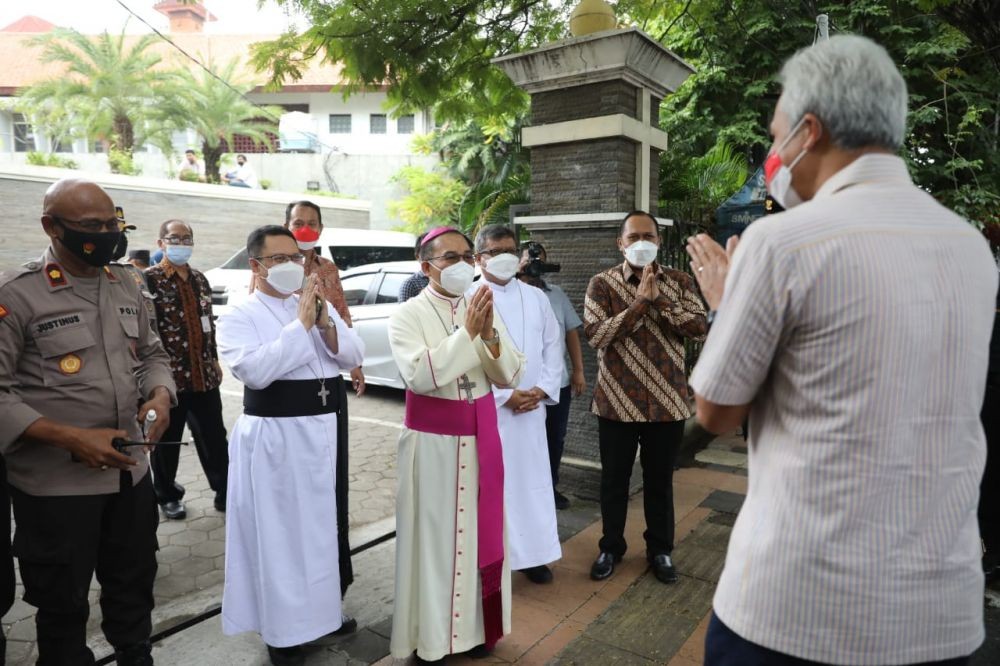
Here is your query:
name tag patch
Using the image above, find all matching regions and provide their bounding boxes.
[35,313,83,335]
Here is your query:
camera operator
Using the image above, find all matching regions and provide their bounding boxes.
[518,242,585,510]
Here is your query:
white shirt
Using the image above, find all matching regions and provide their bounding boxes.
[691,154,997,664]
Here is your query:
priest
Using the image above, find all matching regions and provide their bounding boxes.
[388,226,524,664]
[216,225,365,666]
[472,225,563,584]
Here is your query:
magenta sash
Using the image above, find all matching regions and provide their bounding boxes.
[404,389,505,650]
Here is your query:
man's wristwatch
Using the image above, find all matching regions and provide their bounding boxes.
[481,328,499,344]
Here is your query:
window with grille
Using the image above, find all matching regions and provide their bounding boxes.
[397,114,415,134]
[370,114,387,134]
[329,114,352,134]
[13,114,35,153]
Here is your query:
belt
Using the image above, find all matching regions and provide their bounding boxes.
[243,377,342,417]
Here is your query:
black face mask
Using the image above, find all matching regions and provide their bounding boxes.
[55,221,123,267]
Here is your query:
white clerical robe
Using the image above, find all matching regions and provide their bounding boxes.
[216,291,364,648]
[388,287,524,661]
[477,279,563,570]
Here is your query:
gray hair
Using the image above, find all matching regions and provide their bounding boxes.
[474,224,516,253]
[778,35,907,151]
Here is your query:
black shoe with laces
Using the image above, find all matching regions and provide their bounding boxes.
[553,490,570,510]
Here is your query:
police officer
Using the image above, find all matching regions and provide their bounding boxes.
[0,178,176,665]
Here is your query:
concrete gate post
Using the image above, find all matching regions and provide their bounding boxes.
[492,29,694,490]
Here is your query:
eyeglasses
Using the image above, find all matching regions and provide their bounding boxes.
[477,248,518,258]
[161,236,194,246]
[50,215,120,233]
[253,253,306,265]
[426,252,475,266]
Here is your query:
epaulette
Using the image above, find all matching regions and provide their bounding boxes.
[0,259,43,291]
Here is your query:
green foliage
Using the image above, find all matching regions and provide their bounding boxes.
[259,179,272,190]
[107,148,141,176]
[253,0,566,124]
[178,170,201,183]
[25,152,78,169]
[388,166,467,234]
[661,142,749,229]
[256,0,1000,230]
[151,58,281,183]
[20,27,180,157]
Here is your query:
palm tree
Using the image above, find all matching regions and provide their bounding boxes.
[156,58,281,183]
[21,27,178,166]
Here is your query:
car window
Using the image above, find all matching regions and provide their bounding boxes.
[375,272,409,304]
[341,273,376,306]
[221,248,250,270]
[324,246,415,271]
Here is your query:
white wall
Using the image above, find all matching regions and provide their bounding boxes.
[0,149,438,230]
[245,90,430,157]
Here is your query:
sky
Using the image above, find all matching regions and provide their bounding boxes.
[0,0,307,35]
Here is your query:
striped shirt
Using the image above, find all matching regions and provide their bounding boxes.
[584,262,707,422]
[690,154,997,664]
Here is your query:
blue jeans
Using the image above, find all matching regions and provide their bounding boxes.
[544,385,572,487]
[705,612,970,666]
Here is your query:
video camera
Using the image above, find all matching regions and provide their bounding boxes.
[522,242,561,279]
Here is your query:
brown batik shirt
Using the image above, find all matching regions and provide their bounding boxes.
[584,262,707,422]
[144,260,221,394]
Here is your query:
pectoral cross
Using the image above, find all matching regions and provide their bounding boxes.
[318,382,330,407]
[457,374,477,404]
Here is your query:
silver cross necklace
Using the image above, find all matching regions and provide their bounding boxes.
[258,295,332,407]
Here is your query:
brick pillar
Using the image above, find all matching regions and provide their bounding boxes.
[493,29,694,477]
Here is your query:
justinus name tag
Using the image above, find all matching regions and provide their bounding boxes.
[201,315,212,333]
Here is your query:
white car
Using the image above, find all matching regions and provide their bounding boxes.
[205,227,416,317]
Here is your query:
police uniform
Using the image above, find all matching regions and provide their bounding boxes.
[0,248,177,664]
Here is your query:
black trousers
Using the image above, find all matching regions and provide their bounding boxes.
[150,387,229,505]
[544,385,572,488]
[10,472,158,665]
[597,417,683,558]
[704,612,970,666]
[1,457,14,663]
[980,384,1000,555]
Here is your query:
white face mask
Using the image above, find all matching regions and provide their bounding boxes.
[764,116,809,210]
[263,262,305,295]
[485,253,519,282]
[624,240,658,268]
[435,260,475,296]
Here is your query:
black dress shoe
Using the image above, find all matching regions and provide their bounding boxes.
[160,500,186,520]
[648,553,679,584]
[414,653,445,665]
[466,643,493,659]
[522,564,554,584]
[329,614,357,635]
[114,640,153,666]
[553,490,570,510]
[590,551,621,581]
[267,644,305,666]
[214,494,226,512]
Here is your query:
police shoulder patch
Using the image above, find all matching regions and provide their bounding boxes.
[0,303,8,320]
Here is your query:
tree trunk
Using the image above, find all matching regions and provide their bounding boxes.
[111,114,134,154]
[203,141,224,184]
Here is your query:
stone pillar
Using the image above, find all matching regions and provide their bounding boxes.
[493,29,694,487]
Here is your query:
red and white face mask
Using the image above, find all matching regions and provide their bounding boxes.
[764,116,809,210]
[291,226,320,251]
